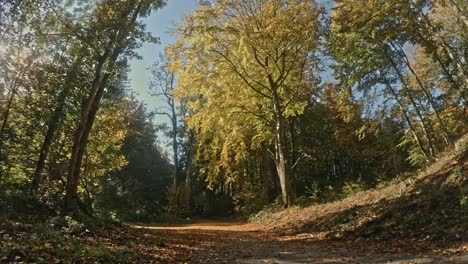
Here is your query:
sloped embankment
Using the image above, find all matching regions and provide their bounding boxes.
[252,135,468,249]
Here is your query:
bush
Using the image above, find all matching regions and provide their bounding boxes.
[0,189,51,216]
[233,183,270,216]
[315,185,343,203]
[166,185,190,217]
[294,196,314,207]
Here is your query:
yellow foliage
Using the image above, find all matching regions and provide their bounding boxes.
[168,0,320,186]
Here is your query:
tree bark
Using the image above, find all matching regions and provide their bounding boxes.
[290,118,297,195]
[64,53,108,212]
[272,92,293,207]
[184,131,194,211]
[170,74,179,187]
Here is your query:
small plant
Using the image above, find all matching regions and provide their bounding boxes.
[459,185,468,210]
[320,185,342,203]
[445,165,465,187]
[305,182,320,200]
[342,178,367,197]
[397,135,426,166]
[63,216,85,234]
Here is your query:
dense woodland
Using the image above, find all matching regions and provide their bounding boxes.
[0,0,466,221]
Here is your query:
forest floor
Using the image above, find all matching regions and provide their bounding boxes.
[2,216,467,263]
[125,219,468,263]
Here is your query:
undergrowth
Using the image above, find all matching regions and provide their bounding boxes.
[251,136,468,245]
[0,215,133,263]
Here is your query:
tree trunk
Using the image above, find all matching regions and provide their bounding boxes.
[0,86,16,152]
[382,76,430,161]
[431,47,468,106]
[31,59,80,192]
[290,118,297,195]
[64,54,108,213]
[392,42,452,146]
[170,74,178,187]
[386,51,437,157]
[185,131,194,211]
[63,2,143,213]
[0,66,26,152]
[273,103,293,207]
[414,29,468,107]
[64,75,108,212]
[268,73,294,207]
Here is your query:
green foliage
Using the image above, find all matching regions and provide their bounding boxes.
[329,0,467,164]
[298,178,368,207]
[294,196,315,207]
[233,182,270,216]
[316,185,342,203]
[0,0,170,217]
[445,166,465,186]
[305,182,320,201]
[397,133,427,166]
[252,147,468,244]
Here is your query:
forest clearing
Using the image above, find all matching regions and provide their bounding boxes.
[1,0,467,263]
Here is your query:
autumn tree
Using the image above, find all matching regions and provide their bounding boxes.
[328,0,467,164]
[169,0,321,207]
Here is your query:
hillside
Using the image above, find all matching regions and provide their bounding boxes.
[252,135,468,253]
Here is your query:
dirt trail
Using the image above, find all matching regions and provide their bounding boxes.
[127,219,468,264]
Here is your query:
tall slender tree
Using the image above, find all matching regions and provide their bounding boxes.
[64,0,165,213]
[149,53,179,187]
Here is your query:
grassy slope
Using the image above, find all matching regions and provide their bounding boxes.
[252,135,468,249]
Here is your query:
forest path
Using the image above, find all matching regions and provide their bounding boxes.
[127,219,468,263]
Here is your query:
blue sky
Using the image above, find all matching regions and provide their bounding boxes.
[129,0,198,116]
